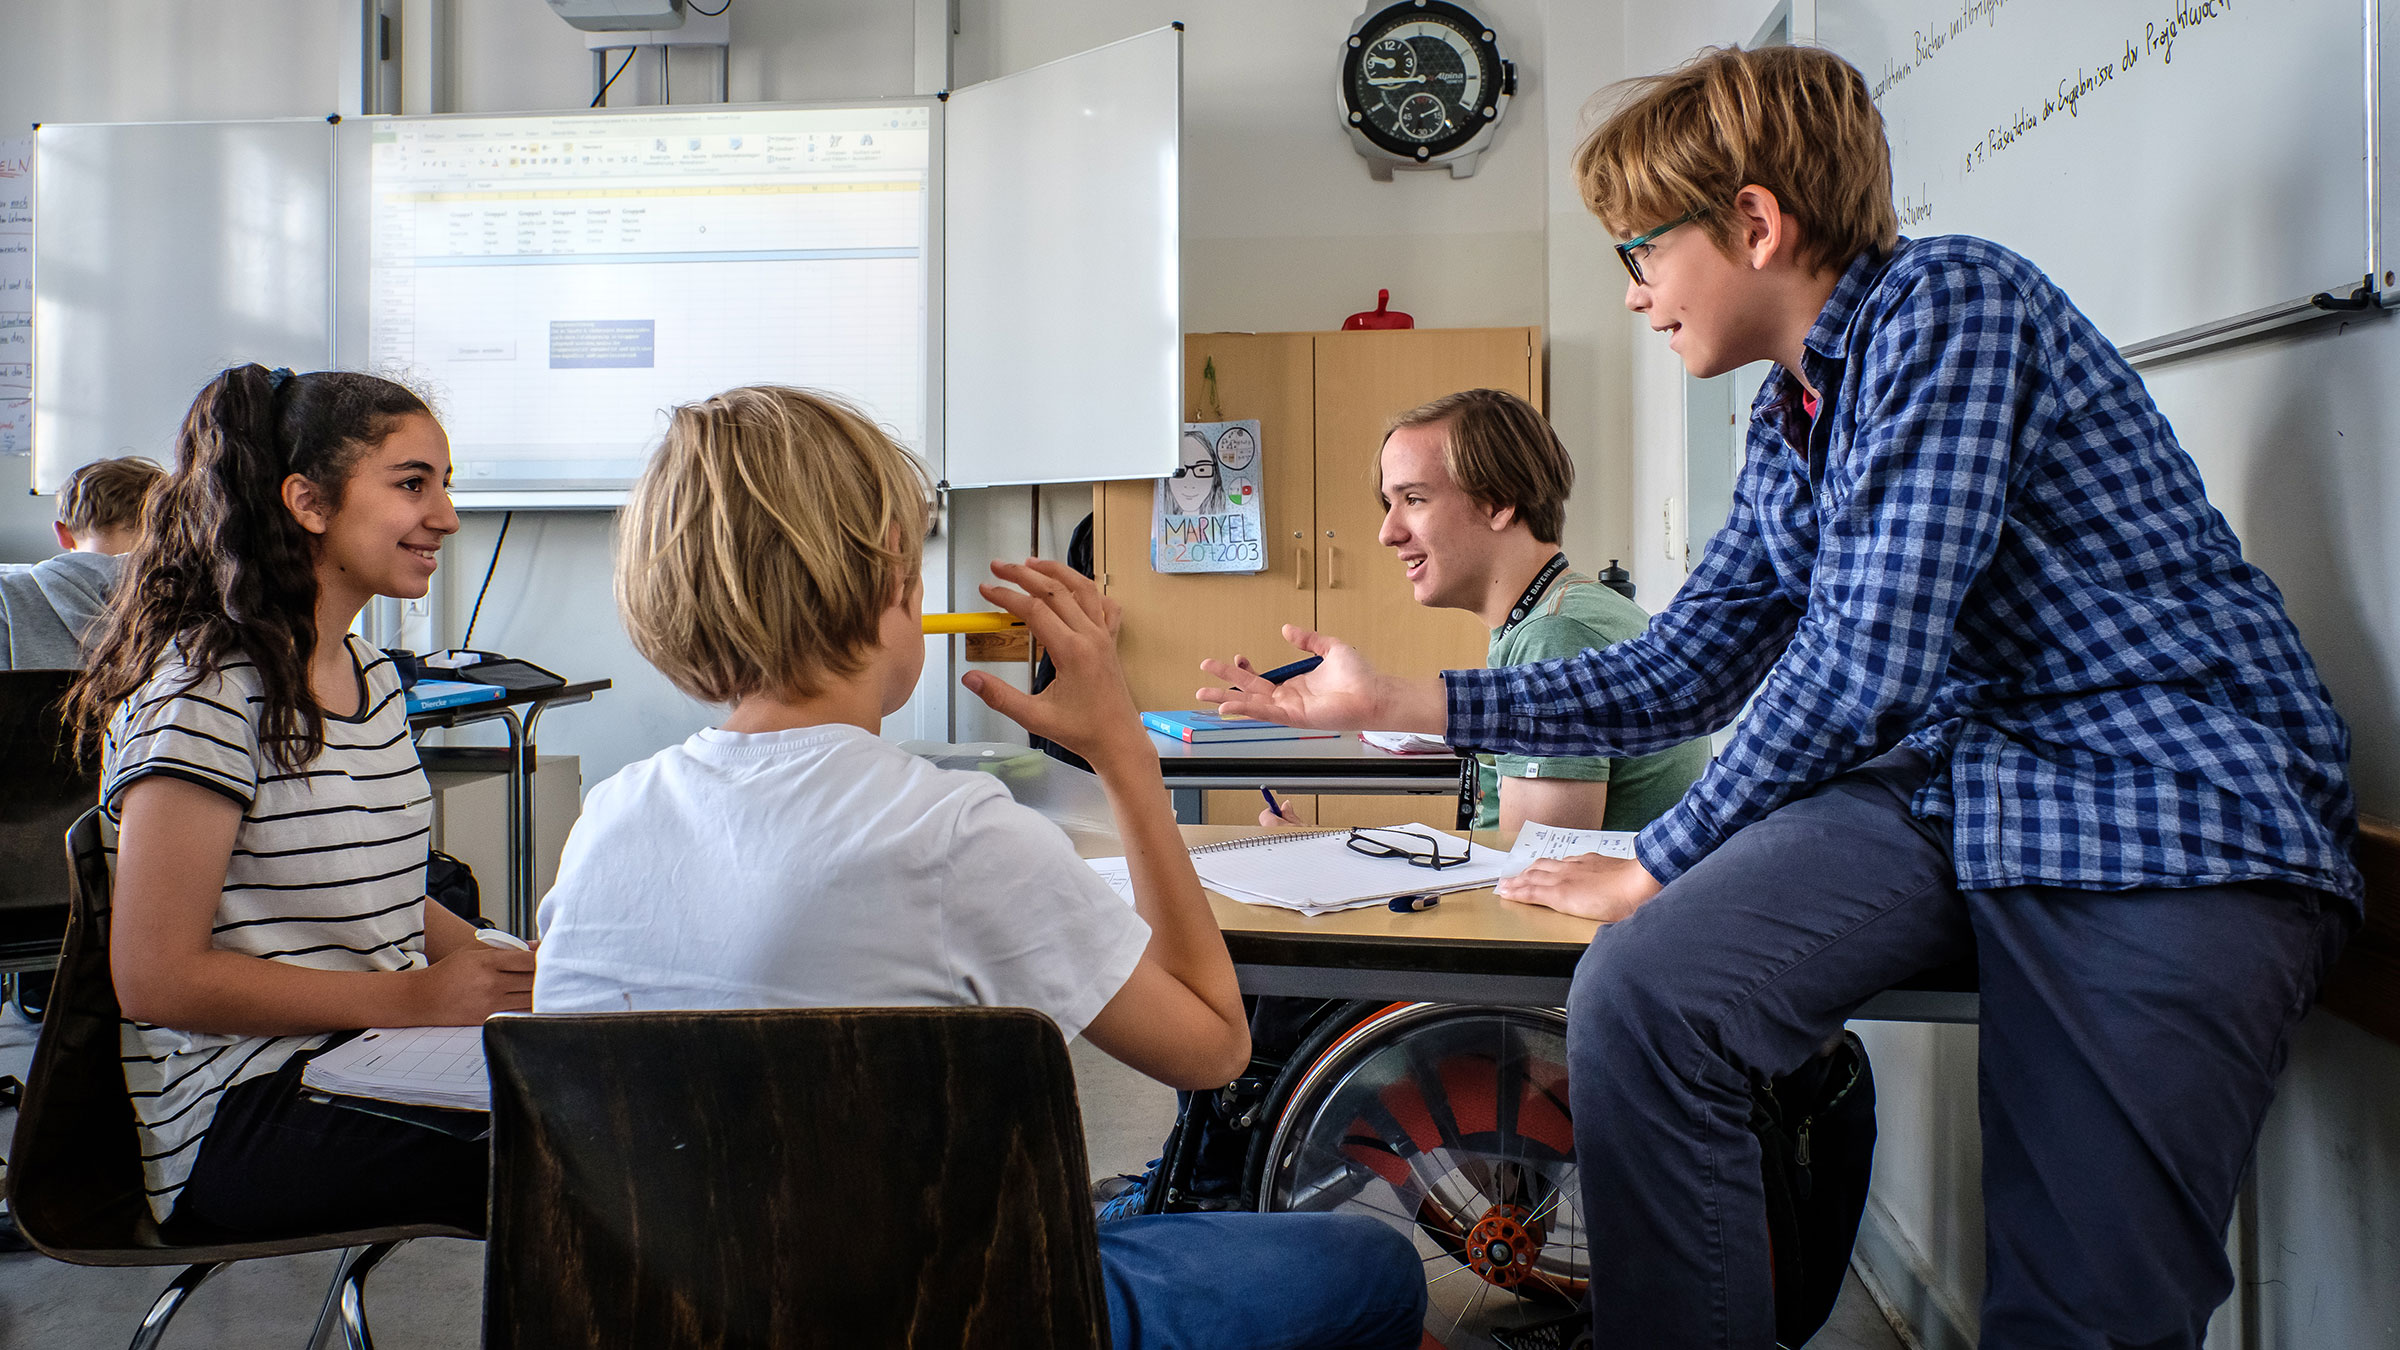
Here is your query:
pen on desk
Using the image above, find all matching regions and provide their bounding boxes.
[475,927,533,952]
[1387,893,1440,913]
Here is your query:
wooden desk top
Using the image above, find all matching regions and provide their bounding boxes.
[1091,824,1600,951]
[1110,826,1976,1004]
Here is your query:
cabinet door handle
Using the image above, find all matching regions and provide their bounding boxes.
[1295,541,1311,590]
[1326,544,1339,589]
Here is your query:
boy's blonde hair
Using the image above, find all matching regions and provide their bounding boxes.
[57,456,166,537]
[1574,44,1898,276]
[1384,389,1574,546]
[617,386,930,705]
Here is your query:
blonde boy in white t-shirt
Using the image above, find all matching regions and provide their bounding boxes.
[534,387,1425,1350]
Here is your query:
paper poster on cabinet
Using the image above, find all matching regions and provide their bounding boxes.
[1151,419,1264,573]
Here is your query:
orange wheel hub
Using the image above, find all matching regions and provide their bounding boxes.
[1464,1203,1544,1289]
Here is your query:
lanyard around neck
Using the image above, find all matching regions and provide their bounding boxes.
[1496,552,1570,640]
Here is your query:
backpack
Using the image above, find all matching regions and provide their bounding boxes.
[1752,1030,1878,1348]
[424,850,483,927]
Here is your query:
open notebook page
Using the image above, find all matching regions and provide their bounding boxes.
[301,1024,491,1112]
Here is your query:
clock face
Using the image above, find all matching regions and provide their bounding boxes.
[1342,2,1503,161]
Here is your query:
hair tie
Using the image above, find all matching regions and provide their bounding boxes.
[267,366,295,393]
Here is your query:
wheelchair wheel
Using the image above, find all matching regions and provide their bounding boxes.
[1257,1002,1584,1348]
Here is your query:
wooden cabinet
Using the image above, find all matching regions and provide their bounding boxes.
[1093,326,1542,824]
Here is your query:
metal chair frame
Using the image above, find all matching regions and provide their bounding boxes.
[6,810,474,1349]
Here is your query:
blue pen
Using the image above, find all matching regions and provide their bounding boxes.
[1260,786,1294,821]
[1388,893,1441,913]
[1261,655,1324,684]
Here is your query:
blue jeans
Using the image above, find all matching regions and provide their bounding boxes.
[1098,1211,1426,1350]
[1566,750,2350,1349]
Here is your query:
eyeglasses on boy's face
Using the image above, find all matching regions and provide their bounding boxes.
[1615,209,1701,286]
[1345,826,1469,870]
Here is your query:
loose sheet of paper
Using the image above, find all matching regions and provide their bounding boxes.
[1504,823,1638,877]
[1360,730,1452,754]
[1085,856,1138,906]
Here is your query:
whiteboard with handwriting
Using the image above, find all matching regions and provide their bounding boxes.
[1,136,28,456]
[1815,0,2367,349]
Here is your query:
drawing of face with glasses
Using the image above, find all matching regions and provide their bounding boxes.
[1167,430,1225,514]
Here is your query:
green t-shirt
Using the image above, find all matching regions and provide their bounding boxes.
[1472,568,1711,832]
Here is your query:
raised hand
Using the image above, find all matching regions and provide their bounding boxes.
[962,558,1144,763]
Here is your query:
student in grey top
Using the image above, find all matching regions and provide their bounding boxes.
[0,456,163,668]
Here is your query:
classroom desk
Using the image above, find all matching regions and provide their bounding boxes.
[408,679,608,935]
[1148,731,1463,824]
[1146,825,1980,1024]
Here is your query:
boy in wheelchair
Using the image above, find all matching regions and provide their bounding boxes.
[531,386,1426,1350]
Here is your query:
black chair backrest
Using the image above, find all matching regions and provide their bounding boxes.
[7,808,160,1256]
[483,1008,1110,1350]
[0,670,96,954]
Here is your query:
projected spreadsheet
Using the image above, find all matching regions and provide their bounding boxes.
[367,107,929,495]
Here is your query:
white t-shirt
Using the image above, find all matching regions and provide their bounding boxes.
[534,723,1151,1043]
[102,635,433,1220]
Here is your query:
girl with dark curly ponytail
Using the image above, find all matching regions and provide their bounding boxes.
[70,364,530,1238]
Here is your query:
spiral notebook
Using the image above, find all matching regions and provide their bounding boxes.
[301,1024,491,1112]
[1189,829,1511,917]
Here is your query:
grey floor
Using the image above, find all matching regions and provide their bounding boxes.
[0,1005,1909,1350]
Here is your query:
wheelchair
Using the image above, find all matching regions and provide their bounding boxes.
[1137,996,1590,1350]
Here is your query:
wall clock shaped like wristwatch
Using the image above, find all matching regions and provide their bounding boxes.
[1339,0,1516,180]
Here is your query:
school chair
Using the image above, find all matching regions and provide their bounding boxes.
[482,1006,1110,1350]
[0,669,94,1009]
[6,809,476,1350]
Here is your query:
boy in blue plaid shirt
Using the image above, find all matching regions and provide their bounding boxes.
[1202,44,2358,1349]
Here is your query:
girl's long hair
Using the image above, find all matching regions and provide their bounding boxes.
[70,364,432,770]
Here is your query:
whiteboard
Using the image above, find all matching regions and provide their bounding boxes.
[1815,0,2369,350]
[340,103,935,510]
[30,29,1183,499]
[34,119,335,492]
[944,26,1181,488]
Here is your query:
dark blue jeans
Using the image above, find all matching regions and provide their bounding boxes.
[1566,751,2350,1349]
[1097,1210,1426,1350]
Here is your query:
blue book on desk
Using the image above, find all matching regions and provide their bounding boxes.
[406,679,507,714]
[1142,710,1338,744]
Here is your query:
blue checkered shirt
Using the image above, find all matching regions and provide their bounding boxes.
[1445,236,2361,904]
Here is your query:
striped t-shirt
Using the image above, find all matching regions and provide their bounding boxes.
[102,634,433,1221]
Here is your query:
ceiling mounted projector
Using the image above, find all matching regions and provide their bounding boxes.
[547,0,684,32]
